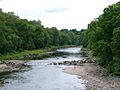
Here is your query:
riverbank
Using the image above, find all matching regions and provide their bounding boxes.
[64,48,120,90]
[0,45,75,61]
[0,45,75,75]
[0,60,27,75]
[64,63,120,90]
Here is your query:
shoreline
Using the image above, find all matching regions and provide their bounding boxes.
[0,45,76,60]
[64,63,120,90]
[0,60,27,75]
[0,45,77,75]
[63,48,120,90]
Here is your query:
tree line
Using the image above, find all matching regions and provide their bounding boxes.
[79,1,120,75]
[0,9,80,54]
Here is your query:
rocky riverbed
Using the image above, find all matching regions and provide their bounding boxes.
[51,57,96,66]
[0,60,27,74]
[50,48,120,90]
[0,47,119,90]
[64,63,120,90]
[63,48,120,90]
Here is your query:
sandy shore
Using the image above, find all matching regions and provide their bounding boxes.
[64,63,120,90]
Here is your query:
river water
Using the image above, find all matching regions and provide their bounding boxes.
[0,47,86,90]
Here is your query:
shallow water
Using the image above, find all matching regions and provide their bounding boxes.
[0,47,86,90]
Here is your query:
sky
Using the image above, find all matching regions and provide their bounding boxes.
[0,0,120,30]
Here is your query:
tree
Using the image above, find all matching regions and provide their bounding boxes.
[79,1,120,74]
[0,29,8,53]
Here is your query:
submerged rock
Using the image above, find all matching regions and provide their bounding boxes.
[51,60,87,66]
[50,54,97,66]
[0,80,9,84]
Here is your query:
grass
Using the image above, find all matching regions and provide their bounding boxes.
[0,45,76,61]
[0,46,57,61]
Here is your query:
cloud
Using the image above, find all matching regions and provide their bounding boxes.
[0,0,3,2]
[45,8,68,13]
[0,0,120,30]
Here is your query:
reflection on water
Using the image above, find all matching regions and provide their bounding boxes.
[0,47,86,90]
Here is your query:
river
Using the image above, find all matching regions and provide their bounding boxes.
[0,47,86,90]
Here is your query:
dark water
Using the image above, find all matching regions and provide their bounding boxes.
[0,47,86,90]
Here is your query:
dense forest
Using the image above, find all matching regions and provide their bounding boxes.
[0,9,80,54]
[79,2,120,75]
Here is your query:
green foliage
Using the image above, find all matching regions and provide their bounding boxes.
[0,30,8,53]
[97,40,113,66]
[0,10,80,55]
[112,27,120,55]
[79,1,120,75]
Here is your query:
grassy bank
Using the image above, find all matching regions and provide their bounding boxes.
[0,45,76,61]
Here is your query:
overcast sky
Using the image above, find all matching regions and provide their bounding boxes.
[0,0,120,30]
